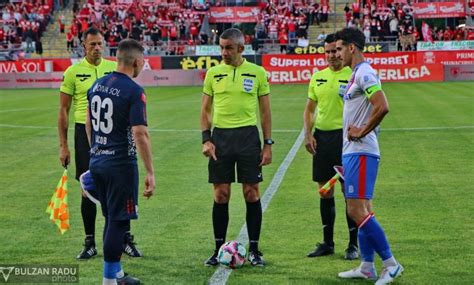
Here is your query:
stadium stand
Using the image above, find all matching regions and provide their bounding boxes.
[0,0,62,59]
[0,0,471,58]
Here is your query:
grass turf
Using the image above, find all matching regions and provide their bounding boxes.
[0,82,472,284]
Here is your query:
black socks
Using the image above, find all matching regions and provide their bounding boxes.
[212,201,229,251]
[320,197,335,246]
[246,200,262,253]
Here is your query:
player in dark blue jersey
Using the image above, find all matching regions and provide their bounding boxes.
[86,39,155,285]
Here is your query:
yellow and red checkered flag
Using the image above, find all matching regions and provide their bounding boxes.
[318,166,344,196]
[319,172,340,196]
[46,169,70,234]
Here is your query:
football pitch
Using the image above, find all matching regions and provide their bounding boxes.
[0,82,473,284]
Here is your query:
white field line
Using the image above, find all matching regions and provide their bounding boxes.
[208,130,305,285]
[1,124,473,132]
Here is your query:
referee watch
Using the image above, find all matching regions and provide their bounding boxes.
[264,139,274,145]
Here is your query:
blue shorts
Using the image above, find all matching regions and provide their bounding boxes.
[342,154,379,200]
[90,164,139,221]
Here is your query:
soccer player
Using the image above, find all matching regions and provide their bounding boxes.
[334,28,403,284]
[303,34,359,260]
[86,39,155,285]
[58,27,142,259]
[200,28,272,267]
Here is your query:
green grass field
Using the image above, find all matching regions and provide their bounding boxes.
[0,82,473,284]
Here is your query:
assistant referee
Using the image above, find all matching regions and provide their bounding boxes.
[303,33,359,260]
[58,27,141,260]
[200,28,272,267]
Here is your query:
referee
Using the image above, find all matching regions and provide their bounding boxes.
[58,27,142,260]
[200,28,272,267]
[303,34,359,260]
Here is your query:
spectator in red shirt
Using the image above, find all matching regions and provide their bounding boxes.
[467,29,474,40]
[170,24,178,41]
[455,28,464,41]
[79,4,90,18]
[287,17,296,43]
[107,32,118,56]
[345,10,352,27]
[443,27,453,41]
[352,1,361,19]
[161,25,169,42]
[66,30,74,52]
[189,23,199,42]
[278,29,288,54]
[0,28,5,45]
[80,18,89,38]
[70,21,79,37]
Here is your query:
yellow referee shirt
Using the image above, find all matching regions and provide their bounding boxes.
[60,58,117,124]
[308,66,351,131]
[203,59,270,128]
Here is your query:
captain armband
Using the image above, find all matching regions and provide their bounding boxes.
[365,84,382,98]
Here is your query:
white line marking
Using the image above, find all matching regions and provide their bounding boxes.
[383,126,474,131]
[152,129,301,133]
[0,108,54,113]
[208,130,306,285]
[1,124,473,133]
[0,124,301,133]
[0,124,56,129]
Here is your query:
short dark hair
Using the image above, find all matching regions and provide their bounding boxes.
[117,39,144,65]
[324,33,336,44]
[335,28,365,50]
[82,27,102,42]
[220,28,245,46]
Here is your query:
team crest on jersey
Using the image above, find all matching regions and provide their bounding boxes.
[338,84,347,99]
[243,79,254,92]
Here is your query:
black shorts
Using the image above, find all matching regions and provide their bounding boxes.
[90,164,139,221]
[74,123,90,180]
[209,126,262,184]
[312,129,342,182]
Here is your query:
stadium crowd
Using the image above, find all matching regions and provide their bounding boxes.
[343,1,472,51]
[0,0,60,58]
[66,0,335,55]
[1,0,471,57]
[67,0,211,55]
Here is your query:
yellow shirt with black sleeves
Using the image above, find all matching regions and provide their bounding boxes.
[203,59,270,128]
[60,58,117,124]
[308,66,352,131]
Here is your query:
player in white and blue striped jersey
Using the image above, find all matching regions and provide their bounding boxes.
[334,28,404,285]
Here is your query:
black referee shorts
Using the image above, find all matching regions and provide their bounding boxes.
[208,126,263,184]
[74,123,90,181]
[90,164,139,221]
[312,128,342,182]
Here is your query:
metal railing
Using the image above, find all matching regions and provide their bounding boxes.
[1,39,403,61]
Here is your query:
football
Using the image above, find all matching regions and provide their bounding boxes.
[217,241,247,268]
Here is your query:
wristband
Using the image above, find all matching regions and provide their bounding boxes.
[202,130,211,144]
[264,139,274,145]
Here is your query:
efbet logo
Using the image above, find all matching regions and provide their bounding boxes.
[0,267,15,282]
[180,57,224,70]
